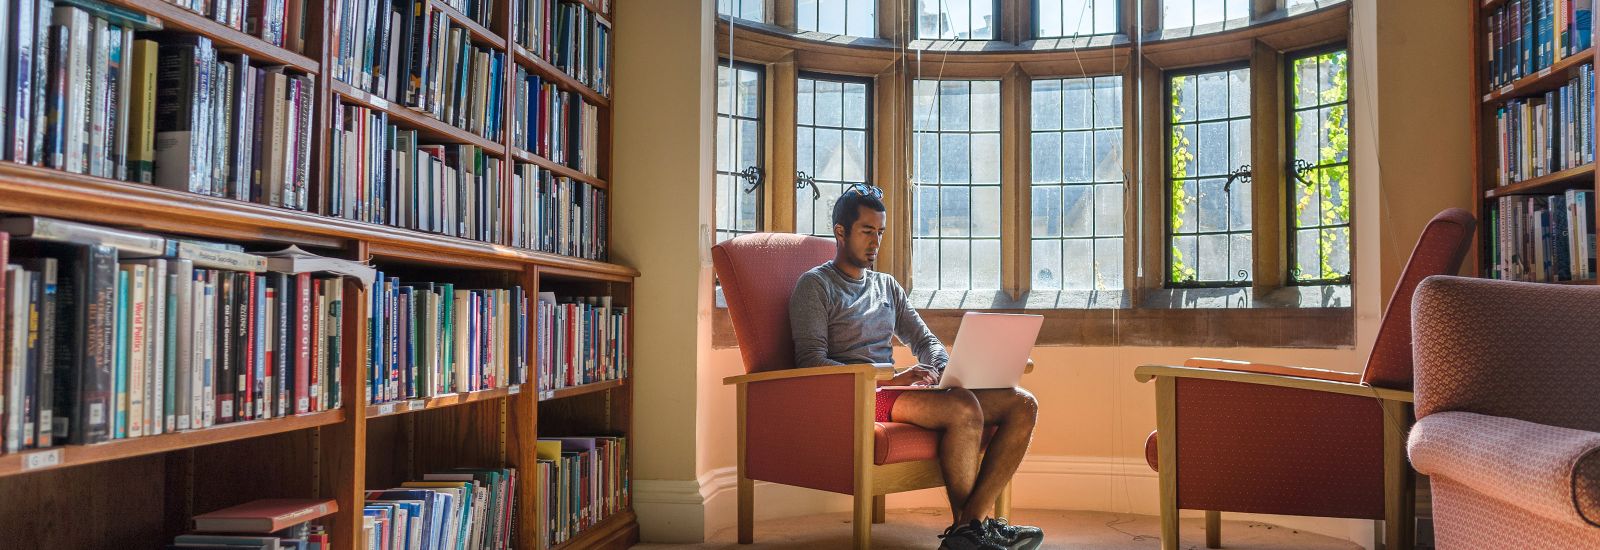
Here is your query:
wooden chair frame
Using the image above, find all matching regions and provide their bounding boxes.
[1134,364,1416,550]
[724,362,1032,549]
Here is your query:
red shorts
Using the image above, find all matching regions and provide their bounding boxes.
[875,388,906,422]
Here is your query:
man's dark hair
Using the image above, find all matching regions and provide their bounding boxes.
[832,190,887,233]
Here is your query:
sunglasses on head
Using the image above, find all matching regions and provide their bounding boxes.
[842,183,883,199]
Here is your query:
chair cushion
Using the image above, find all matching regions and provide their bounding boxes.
[874,422,997,465]
[711,233,836,373]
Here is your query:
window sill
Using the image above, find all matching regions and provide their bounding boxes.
[713,285,1353,349]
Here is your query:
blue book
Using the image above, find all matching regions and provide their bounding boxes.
[113,268,127,439]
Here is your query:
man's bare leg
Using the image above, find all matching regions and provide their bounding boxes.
[960,387,1039,521]
[889,388,985,522]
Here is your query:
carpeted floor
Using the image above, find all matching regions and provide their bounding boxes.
[633,508,1363,549]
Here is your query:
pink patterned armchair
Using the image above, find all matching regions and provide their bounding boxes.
[713,233,1013,550]
[1134,208,1476,550]
[1408,276,1600,549]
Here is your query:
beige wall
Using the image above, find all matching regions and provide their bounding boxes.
[621,0,1477,545]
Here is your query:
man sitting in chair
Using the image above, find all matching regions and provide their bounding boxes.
[788,184,1043,550]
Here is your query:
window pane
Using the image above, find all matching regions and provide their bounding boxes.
[1032,77,1125,291]
[917,0,995,39]
[1037,0,1121,37]
[1168,67,1250,286]
[798,0,878,36]
[715,63,764,243]
[718,0,765,22]
[913,79,1002,290]
[1288,49,1352,283]
[796,75,872,236]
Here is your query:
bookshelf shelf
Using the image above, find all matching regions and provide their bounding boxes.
[0,410,344,479]
[538,379,626,402]
[1483,163,1597,198]
[431,0,507,48]
[331,81,507,154]
[511,44,611,107]
[549,510,639,550]
[112,0,322,73]
[511,146,609,189]
[365,386,521,419]
[1481,47,1593,104]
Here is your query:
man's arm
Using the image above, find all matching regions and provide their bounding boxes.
[790,274,844,368]
[890,280,949,372]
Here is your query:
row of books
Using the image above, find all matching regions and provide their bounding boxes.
[534,293,627,393]
[435,0,493,28]
[1493,64,1594,186]
[512,0,612,97]
[536,436,628,549]
[331,0,507,142]
[513,70,600,177]
[367,276,528,405]
[1489,191,1598,282]
[510,165,608,260]
[164,0,312,53]
[1484,0,1593,89]
[329,104,508,244]
[364,468,516,550]
[0,216,365,452]
[169,498,336,550]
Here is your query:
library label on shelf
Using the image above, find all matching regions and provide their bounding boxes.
[378,403,397,416]
[508,385,522,395]
[408,399,426,411]
[23,449,63,472]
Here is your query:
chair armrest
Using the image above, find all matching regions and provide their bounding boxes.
[723,363,895,386]
[1135,364,1413,403]
[1409,411,1600,528]
[1183,357,1362,384]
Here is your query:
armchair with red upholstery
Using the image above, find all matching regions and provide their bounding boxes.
[1408,276,1600,549]
[712,233,1015,550]
[1134,208,1476,550]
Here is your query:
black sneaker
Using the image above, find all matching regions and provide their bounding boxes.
[938,519,1007,550]
[984,517,1044,550]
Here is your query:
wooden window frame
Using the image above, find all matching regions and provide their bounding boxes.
[796,71,877,237]
[1282,42,1353,286]
[715,59,770,243]
[1162,60,1256,289]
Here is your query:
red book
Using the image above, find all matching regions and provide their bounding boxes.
[294,273,311,414]
[192,498,338,534]
[309,278,322,412]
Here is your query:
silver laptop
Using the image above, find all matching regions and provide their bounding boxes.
[936,312,1044,389]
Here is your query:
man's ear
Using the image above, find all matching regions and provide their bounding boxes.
[833,223,846,241]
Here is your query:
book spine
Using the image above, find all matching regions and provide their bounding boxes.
[30,258,54,447]
[294,272,311,413]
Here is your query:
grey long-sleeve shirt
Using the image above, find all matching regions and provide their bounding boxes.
[789,261,949,371]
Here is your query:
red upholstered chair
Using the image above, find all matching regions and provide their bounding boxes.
[1134,208,1476,550]
[713,233,1016,550]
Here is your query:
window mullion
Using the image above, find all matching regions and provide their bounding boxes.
[772,0,795,27]
[1003,66,1029,298]
[769,55,800,233]
[1250,40,1285,294]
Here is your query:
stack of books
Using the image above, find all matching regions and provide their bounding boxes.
[512,0,611,97]
[0,216,348,453]
[328,104,507,244]
[536,436,628,548]
[534,292,626,393]
[1493,64,1595,185]
[330,0,507,142]
[513,69,599,177]
[511,165,607,260]
[169,498,336,549]
[366,276,528,405]
[364,467,517,550]
[1489,190,1598,282]
[1484,0,1594,89]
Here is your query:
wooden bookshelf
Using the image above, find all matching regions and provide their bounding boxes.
[1472,2,1600,282]
[0,0,635,548]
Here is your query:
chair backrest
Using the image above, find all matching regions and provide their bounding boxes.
[712,233,837,373]
[1361,207,1476,391]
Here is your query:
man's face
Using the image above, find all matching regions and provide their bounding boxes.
[835,206,887,269]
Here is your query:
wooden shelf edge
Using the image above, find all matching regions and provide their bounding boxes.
[0,409,344,478]
[117,0,320,73]
[1483,163,1595,198]
[331,81,507,154]
[430,0,507,49]
[510,147,608,189]
[510,44,611,107]
[537,379,625,402]
[1481,47,1593,104]
[366,386,523,419]
[0,162,639,278]
[549,509,638,550]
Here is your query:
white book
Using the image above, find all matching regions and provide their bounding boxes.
[124,263,146,438]
[5,268,28,453]
[172,259,194,430]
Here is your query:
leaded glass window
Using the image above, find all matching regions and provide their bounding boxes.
[1288,48,1351,283]
[917,0,997,39]
[715,62,764,244]
[797,75,872,237]
[1163,0,1248,29]
[1168,66,1252,286]
[717,0,764,22]
[1036,0,1118,38]
[1031,76,1124,290]
[912,80,1002,290]
[798,0,875,37]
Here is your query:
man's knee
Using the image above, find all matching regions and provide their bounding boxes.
[1012,387,1039,425]
[946,389,984,430]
